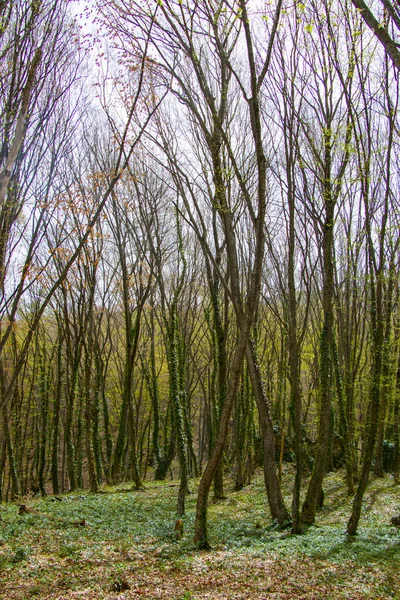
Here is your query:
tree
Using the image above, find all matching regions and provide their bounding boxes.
[347,47,400,534]
[118,0,289,545]
[350,0,400,70]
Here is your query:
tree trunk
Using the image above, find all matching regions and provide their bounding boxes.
[246,341,290,524]
[65,348,81,492]
[347,334,383,534]
[84,303,98,493]
[332,336,355,495]
[394,348,400,485]
[169,209,189,516]
[301,195,335,525]
[301,105,338,524]
[51,333,63,495]
[374,260,395,477]
[38,341,49,497]
[2,403,19,499]
[194,328,250,548]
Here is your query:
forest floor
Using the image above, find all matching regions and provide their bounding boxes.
[0,467,399,599]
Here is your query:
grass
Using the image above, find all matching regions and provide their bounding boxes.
[0,467,399,599]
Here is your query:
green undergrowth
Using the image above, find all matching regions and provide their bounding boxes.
[0,468,399,599]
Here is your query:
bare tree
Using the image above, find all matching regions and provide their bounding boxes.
[350,0,400,70]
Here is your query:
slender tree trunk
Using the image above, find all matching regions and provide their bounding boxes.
[301,128,335,525]
[205,262,227,499]
[2,403,19,499]
[347,193,384,535]
[84,303,98,493]
[194,326,250,548]
[347,54,394,533]
[374,260,395,477]
[101,352,113,483]
[194,0,282,544]
[147,300,165,480]
[0,358,19,498]
[168,209,189,516]
[246,341,290,524]
[234,368,247,491]
[75,382,84,489]
[0,48,43,212]
[332,336,355,495]
[286,135,303,532]
[347,329,383,534]
[111,306,143,485]
[92,349,103,486]
[65,352,80,492]
[52,334,63,495]
[0,440,6,501]
[170,312,188,516]
[127,394,142,490]
[38,341,49,497]
[394,348,400,485]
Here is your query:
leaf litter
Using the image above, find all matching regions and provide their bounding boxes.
[0,469,399,599]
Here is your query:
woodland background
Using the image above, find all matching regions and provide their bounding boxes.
[0,0,400,548]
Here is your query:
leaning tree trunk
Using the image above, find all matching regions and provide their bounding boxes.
[194,325,252,548]
[246,341,290,524]
[194,0,283,546]
[347,306,383,534]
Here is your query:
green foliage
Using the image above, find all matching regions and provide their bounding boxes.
[11,547,29,563]
[0,471,399,598]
